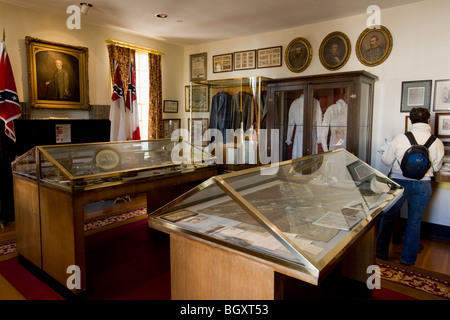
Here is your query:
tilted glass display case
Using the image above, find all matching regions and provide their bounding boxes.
[12,139,217,295]
[148,149,403,293]
[12,139,217,192]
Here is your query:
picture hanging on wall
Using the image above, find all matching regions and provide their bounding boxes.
[319,31,351,71]
[435,113,450,138]
[234,50,256,71]
[400,80,432,113]
[257,46,282,69]
[285,37,312,73]
[190,52,207,81]
[25,36,89,109]
[213,53,233,73]
[355,25,393,67]
[433,79,450,111]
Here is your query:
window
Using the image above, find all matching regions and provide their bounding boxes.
[135,52,149,140]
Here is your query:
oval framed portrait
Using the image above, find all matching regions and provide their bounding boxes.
[356,25,393,67]
[285,37,312,73]
[319,31,351,71]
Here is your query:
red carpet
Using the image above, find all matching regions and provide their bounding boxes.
[0,215,426,301]
[0,257,63,300]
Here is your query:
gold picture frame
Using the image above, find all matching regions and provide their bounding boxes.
[25,36,89,109]
[356,26,393,67]
[285,37,312,73]
[319,31,351,71]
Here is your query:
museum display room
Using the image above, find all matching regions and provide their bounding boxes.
[1,0,450,301]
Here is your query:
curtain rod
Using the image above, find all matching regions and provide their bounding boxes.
[105,39,164,56]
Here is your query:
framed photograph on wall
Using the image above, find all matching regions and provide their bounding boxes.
[355,25,393,67]
[319,31,351,71]
[25,36,89,109]
[433,79,450,111]
[190,52,207,81]
[233,50,256,71]
[163,100,178,113]
[400,80,432,113]
[285,37,312,73]
[435,113,450,138]
[257,46,282,68]
[185,85,209,112]
[162,119,181,139]
[213,53,233,73]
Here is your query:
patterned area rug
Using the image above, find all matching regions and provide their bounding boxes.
[0,207,148,259]
[378,262,450,300]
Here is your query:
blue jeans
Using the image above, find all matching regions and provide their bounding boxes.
[376,178,432,265]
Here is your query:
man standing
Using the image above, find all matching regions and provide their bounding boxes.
[377,107,444,265]
[46,59,70,100]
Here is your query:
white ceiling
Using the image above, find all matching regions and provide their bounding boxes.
[3,0,423,46]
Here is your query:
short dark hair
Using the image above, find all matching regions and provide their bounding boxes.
[410,107,430,124]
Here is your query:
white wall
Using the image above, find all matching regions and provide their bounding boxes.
[0,1,185,119]
[183,0,450,226]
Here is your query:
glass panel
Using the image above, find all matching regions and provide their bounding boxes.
[275,88,305,161]
[314,87,349,153]
[358,83,371,160]
[11,148,37,180]
[149,149,403,276]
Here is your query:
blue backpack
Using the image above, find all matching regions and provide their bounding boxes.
[400,132,436,180]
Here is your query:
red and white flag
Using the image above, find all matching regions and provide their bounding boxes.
[109,61,128,141]
[125,63,140,140]
[0,41,21,142]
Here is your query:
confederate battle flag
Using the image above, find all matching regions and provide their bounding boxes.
[125,62,140,140]
[0,41,21,142]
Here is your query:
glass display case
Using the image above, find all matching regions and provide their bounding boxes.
[12,139,217,295]
[188,77,270,169]
[148,149,403,282]
[12,139,217,192]
[265,71,377,163]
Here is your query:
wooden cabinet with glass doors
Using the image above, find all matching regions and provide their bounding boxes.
[265,71,378,164]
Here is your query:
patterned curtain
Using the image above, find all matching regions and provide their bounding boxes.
[107,45,135,102]
[148,53,162,139]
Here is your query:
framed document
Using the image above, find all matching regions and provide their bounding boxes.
[435,113,450,138]
[234,50,256,71]
[433,79,450,111]
[213,53,233,73]
[190,52,207,81]
[257,46,282,68]
[162,118,181,138]
[185,85,209,112]
[400,80,432,113]
[163,100,178,113]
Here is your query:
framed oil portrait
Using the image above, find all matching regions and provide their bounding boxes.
[356,26,393,67]
[25,36,89,109]
[433,79,450,111]
[319,32,351,71]
[285,37,312,73]
[163,100,178,113]
[162,119,181,138]
[190,52,207,81]
[435,113,450,138]
[234,50,256,71]
[400,80,432,113]
[185,85,209,112]
[213,53,233,73]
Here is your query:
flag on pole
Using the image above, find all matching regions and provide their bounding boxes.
[0,41,21,142]
[109,61,127,141]
[125,62,140,140]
